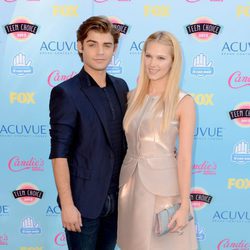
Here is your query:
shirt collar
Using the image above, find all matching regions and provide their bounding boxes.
[83,67,112,88]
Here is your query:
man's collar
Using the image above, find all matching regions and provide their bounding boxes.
[80,67,112,88]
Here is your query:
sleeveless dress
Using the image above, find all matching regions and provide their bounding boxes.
[117,92,198,250]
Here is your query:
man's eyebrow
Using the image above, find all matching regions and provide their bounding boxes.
[86,40,113,45]
[86,39,97,43]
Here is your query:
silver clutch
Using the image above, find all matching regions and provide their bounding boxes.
[154,203,193,236]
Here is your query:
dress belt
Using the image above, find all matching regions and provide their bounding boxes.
[125,152,174,159]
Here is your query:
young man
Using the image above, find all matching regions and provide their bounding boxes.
[49,16,128,250]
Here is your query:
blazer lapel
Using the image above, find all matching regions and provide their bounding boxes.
[109,75,126,116]
[78,69,113,148]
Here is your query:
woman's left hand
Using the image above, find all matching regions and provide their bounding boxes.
[168,206,190,235]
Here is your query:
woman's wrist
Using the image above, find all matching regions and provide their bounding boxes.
[180,196,190,210]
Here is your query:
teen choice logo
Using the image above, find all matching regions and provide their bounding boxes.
[190,187,213,210]
[108,16,129,35]
[229,102,250,128]
[4,17,38,41]
[12,183,43,205]
[186,17,221,41]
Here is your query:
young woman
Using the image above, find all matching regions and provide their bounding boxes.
[117,31,198,250]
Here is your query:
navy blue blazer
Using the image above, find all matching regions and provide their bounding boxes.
[49,68,128,219]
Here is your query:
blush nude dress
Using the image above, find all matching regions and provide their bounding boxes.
[117,92,198,250]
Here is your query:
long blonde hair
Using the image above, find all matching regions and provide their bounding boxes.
[123,31,182,132]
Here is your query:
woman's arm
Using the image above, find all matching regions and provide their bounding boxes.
[177,95,196,209]
[169,95,196,233]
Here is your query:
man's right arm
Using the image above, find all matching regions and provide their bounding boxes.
[49,86,82,232]
[52,158,82,232]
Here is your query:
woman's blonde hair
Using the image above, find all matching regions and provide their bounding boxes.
[123,31,182,132]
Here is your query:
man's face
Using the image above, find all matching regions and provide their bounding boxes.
[78,30,116,72]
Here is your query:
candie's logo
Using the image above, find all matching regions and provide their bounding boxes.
[190,187,213,210]
[47,70,77,88]
[8,156,44,172]
[4,17,38,41]
[192,161,217,175]
[0,234,8,246]
[54,232,67,246]
[229,102,250,127]
[186,17,221,41]
[217,239,250,250]
[228,71,250,89]
[12,183,43,205]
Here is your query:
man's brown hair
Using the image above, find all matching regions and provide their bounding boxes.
[77,16,120,61]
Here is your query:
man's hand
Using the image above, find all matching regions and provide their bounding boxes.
[61,205,82,232]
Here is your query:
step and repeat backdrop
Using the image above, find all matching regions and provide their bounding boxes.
[0,0,249,249]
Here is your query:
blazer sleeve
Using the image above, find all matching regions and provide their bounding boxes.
[49,85,77,159]
[121,78,129,93]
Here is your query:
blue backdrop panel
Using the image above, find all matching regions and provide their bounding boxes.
[0,0,249,249]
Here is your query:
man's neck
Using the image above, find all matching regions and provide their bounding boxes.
[84,66,106,87]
